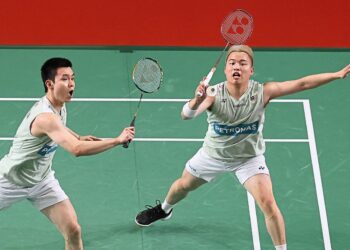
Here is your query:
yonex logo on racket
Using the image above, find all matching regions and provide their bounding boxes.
[196,9,253,97]
[221,9,253,45]
[230,16,250,35]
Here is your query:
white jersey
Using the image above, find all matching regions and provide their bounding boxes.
[202,80,265,162]
[0,96,66,187]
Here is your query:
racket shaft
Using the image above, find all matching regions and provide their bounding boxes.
[123,94,143,148]
[204,44,228,86]
[129,115,136,127]
[196,43,229,97]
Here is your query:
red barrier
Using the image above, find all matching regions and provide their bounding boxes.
[0,0,349,48]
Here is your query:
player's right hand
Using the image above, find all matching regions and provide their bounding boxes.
[195,80,208,102]
[118,127,135,144]
[338,64,350,79]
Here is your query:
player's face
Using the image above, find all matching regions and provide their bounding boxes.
[50,67,75,104]
[224,52,253,85]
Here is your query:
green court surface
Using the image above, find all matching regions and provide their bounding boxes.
[0,47,349,249]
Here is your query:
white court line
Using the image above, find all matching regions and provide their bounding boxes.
[0,97,307,103]
[248,192,261,250]
[0,97,329,249]
[0,137,307,142]
[303,100,332,250]
[245,100,331,250]
[134,138,308,142]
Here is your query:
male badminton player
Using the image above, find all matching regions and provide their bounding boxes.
[135,45,350,250]
[0,58,135,250]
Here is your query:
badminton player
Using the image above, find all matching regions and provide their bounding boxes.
[0,58,135,250]
[135,45,350,250]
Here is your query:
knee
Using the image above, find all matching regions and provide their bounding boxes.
[66,221,82,241]
[258,197,279,216]
[177,179,196,193]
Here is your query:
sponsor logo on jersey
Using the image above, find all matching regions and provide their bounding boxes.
[250,94,256,102]
[37,144,58,156]
[213,121,259,136]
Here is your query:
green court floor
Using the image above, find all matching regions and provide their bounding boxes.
[0,47,349,249]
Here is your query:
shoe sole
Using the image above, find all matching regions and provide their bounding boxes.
[135,212,172,227]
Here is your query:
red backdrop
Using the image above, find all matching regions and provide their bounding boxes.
[0,0,349,48]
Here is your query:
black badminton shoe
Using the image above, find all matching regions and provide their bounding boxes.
[135,200,173,226]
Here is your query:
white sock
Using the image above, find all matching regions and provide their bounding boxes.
[275,244,287,250]
[161,200,174,213]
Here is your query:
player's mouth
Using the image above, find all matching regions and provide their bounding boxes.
[69,90,74,97]
[232,72,241,78]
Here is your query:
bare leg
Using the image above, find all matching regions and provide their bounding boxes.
[41,199,83,250]
[244,174,286,246]
[165,169,207,205]
[135,169,207,226]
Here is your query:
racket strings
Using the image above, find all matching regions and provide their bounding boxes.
[221,10,253,45]
[133,59,162,93]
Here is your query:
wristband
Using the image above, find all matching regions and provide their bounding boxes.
[182,102,197,118]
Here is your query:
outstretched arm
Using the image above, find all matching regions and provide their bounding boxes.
[263,64,350,105]
[66,127,101,141]
[31,113,135,157]
[181,81,215,120]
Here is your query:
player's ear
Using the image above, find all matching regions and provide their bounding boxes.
[250,66,254,75]
[45,80,54,89]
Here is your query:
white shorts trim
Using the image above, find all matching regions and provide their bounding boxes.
[0,172,68,211]
[185,148,269,184]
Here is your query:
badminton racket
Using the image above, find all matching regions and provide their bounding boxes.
[197,9,254,96]
[123,58,163,148]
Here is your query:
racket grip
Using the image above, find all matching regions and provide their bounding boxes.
[122,116,136,149]
[203,70,215,85]
[196,68,216,97]
[123,140,131,148]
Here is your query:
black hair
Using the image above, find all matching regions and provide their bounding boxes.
[41,57,72,92]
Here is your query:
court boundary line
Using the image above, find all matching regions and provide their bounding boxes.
[0,138,308,142]
[0,98,306,103]
[303,100,331,250]
[248,192,261,250]
[0,97,331,249]
[246,99,331,250]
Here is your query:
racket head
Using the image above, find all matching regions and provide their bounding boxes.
[221,9,254,45]
[132,58,163,93]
